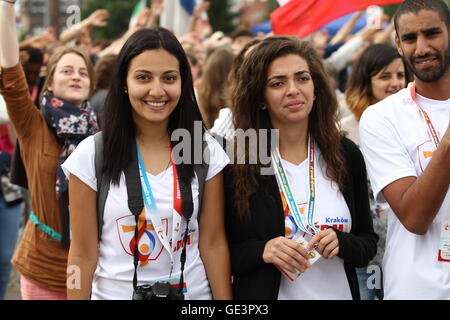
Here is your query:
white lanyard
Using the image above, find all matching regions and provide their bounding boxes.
[272,135,318,235]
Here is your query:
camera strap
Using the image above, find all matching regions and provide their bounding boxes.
[125,141,193,293]
[123,141,144,291]
[176,162,193,295]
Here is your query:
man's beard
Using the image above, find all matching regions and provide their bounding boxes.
[404,46,450,83]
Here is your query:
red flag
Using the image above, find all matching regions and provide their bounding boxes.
[270,0,404,38]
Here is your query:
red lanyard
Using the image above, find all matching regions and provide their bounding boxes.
[171,148,182,217]
[410,83,441,149]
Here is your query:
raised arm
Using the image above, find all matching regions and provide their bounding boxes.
[97,8,150,58]
[329,11,364,45]
[373,21,395,45]
[0,0,45,140]
[325,25,378,72]
[59,9,109,44]
[146,0,163,27]
[0,0,19,68]
[186,1,210,35]
[19,27,58,51]
[382,124,450,235]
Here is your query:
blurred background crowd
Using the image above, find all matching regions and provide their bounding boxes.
[1,0,443,300]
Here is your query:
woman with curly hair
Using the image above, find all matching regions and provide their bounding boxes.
[224,36,377,300]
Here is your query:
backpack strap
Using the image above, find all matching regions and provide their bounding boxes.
[124,141,144,216]
[194,139,209,210]
[94,135,210,241]
[94,132,110,241]
[176,165,193,294]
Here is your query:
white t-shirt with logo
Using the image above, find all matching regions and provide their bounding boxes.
[62,133,229,300]
[276,147,353,300]
[359,83,450,299]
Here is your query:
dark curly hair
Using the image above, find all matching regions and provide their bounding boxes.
[231,36,346,219]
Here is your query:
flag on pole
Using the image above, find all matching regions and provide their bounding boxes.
[271,0,404,38]
[160,0,198,38]
[129,0,147,28]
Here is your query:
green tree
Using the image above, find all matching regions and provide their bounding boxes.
[267,0,279,13]
[383,4,400,18]
[263,0,279,20]
[207,0,237,34]
[82,0,141,40]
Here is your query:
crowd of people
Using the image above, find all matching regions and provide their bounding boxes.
[0,0,449,300]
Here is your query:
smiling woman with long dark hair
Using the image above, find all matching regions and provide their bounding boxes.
[62,27,232,300]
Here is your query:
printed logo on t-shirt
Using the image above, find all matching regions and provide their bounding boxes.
[282,192,351,236]
[116,214,195,267]
[116,215,165,267]
[284,201,306,239]
[313,217,350,233]
[417,139,435,173]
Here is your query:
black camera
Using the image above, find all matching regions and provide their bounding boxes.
[132,281,184,300]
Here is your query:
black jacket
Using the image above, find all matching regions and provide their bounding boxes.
[224,137,378,300]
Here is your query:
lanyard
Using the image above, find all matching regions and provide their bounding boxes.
[272,135,318,235]
[410,83,441,149]
[136,142,183,275]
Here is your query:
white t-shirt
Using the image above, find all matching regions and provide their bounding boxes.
[62,133,229,300]
[210,107,234,140]
[359,83,450,299]
[276,147,352,300]
[340,114,360,146]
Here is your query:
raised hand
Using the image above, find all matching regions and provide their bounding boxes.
[193,1,210,18]
[150,0,164,17]
[87,9,109,27]
[134,7,151,28]
[41,27,58,44]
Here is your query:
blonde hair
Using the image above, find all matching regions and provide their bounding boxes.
[41,46,96,100]
[345,44,404,121]
[345,87,373,121]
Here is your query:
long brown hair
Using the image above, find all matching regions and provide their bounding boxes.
[231,36,346,219]
[197,47,234,128]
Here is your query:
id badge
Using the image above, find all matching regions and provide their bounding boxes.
[438,221,450,262]
[277,234,321,281]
